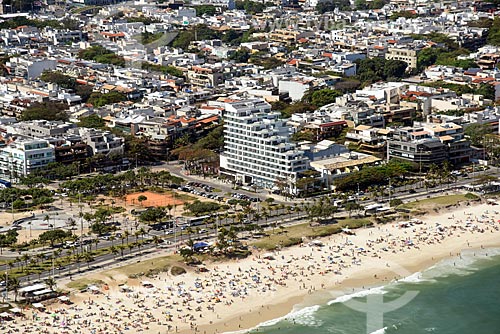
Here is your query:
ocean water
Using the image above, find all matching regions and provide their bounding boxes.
[232,248,500,334]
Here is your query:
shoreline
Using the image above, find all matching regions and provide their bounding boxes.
[5,201,500,334]
[212,241,500,334]
[190,202,500,334]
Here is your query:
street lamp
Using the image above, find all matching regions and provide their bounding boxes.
[4,271,7,302]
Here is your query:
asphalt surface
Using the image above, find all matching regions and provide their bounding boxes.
[1,163,497,287]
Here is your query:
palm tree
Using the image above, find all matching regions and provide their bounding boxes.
[109,235,116,248]
[21,253,30,272]
[117,245,125,258]
[43,214,50,225]
[45,277,56,291]
[152,235,162,248]
[139,227,147,241]
[124,230,130,245]
[110,246,119,259]
[74,252,82,272]
[8,277,20,302]
[166,204,173,219]
[83,252,94,269]
[217,227,228,253]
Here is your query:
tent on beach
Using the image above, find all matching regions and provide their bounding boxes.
[9,308,22,315]
[262,253,275,260]
[141,281,154,288]
[119,285,133,292]
[0,312,12,319]
[88,286,100,294]
[310,240,324,247]
[32,303,45,310]
[58,296,71,304]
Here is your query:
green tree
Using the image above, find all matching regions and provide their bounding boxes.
[316,0,350,13]
[39,229,71,247]
[87,91,128,107]
[40,71,76,90]
[77,114,106,129]
[383,59,408,79]
[487,17,500,46]
[195,5,217,16]
[307,88,342,107]
[139,207,167,224]
[78,46,125,67]
[465,124,491,147]
[229,48,251,63]
[185,200,220,216]
[235,0,269,14]
[21,101,69,121]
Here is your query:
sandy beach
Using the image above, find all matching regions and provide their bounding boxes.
[2,201,500,334]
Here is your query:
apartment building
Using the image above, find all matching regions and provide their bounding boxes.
[76,128,124,156]
[385,47,418,69]
[420,122,471,165]
[187,66,224,88]
[387,127,448,166]
[220,99,310,194]
[0,137,55,182]
[269,30,315,45]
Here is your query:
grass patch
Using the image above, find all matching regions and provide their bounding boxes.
[67,278,104,290]
[113,254,183,277]
[174,192,196,201]
[399,194,470,210]
[251,218,372,251]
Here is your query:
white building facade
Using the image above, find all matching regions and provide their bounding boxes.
[0,138,55,182]
[220,99,310,194]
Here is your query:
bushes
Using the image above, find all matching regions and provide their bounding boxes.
[464,193,479,200]
[78,46,125,67]
[390,198,403,207]
[185,200,221,216]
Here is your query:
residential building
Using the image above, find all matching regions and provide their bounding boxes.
[220,99,310,194]
[385,47,418,69]
[0,137,55,182]
[76,128,124,156]
[387,127,448,166]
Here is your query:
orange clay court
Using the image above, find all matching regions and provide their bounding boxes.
[125,191,185,207]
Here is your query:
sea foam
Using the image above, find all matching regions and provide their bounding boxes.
[422,247,500,281]
[229,303,324,332]
[327,286,387,305]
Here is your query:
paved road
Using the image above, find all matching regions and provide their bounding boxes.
[1,164,498,287]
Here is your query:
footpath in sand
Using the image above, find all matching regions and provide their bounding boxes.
[3,202,500,334]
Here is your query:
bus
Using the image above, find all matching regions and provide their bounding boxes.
[0,179,11,188]
[185,215,211,227]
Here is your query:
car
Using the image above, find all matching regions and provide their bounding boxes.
[408,189,416,194]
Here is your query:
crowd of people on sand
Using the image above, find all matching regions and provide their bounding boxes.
[1,205,499,334]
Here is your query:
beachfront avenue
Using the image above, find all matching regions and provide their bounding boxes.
[0,162,497,286]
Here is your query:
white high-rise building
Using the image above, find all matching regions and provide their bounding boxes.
[0,137,55,182]
[220,99,309,194]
